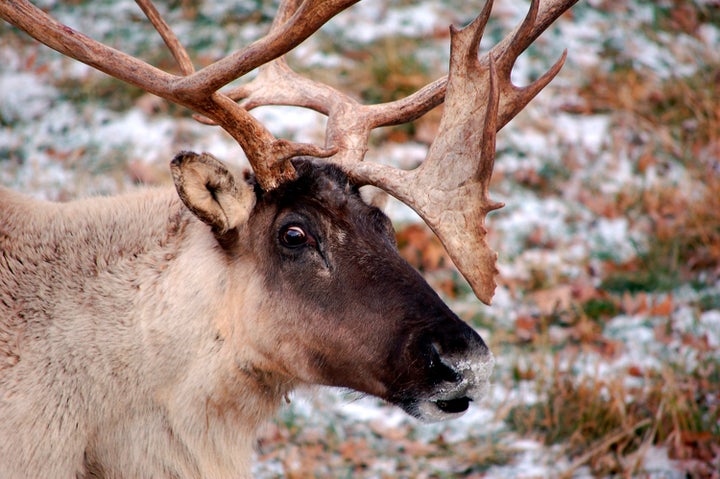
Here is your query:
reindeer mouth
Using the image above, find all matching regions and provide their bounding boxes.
[401,392,476,422]
[401,349,494,422]
[435,397,471,414]
[414,387,479,421]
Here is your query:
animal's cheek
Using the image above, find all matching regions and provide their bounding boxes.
[249,332,330,385]
[308,242,333,272]
[276,252,336,290]
[278,245,326,268]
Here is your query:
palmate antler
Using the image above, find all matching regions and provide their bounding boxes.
[0,0,578,304]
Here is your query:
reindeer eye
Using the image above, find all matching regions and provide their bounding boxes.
[280,225,308,248]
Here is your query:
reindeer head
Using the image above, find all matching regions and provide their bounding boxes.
[170,151,493,420]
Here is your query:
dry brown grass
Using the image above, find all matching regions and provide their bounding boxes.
[504,350,719,477]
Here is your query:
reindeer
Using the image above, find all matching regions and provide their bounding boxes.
[0,0,577,477]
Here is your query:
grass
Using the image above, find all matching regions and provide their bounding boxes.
[599,154,720,294]
[502,338,719,477]
[259,406,516,478]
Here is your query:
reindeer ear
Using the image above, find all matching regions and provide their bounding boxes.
[170,151,256,234]
[360,186,389,211]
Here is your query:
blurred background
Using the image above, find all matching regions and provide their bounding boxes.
[1,0,718,477]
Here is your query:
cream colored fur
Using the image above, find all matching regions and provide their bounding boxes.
[0,186,288,478]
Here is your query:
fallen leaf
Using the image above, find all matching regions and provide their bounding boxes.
[650,295,673,316]
[529,285,573,315]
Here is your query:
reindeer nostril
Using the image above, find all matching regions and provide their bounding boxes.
[429,342,462,383]
[429,341,442,365]
[436,397,471,414]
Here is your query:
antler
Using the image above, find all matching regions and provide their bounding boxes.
[223,0,577,303]
[0,0,578,304]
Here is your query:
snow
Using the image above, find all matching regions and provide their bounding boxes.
[326,2,449,44]
[555,113,609,153]
[485,440,580,479]
[251,106,327,145]
[0,73,57,123]
[700,310,720,349]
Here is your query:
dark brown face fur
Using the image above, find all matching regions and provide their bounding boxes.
[238,158,493,421]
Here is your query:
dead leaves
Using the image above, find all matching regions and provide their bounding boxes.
[622,292,674,317]
[257,411,505,479]
[396,223,462,298]
[396,223,450,273]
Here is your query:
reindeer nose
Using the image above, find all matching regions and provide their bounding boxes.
[410,323,494,421]
[426,319,493,383]
[430,318,490,362]
[429,342,463,383]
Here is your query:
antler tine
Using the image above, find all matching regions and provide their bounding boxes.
[135,0,194,76]
[491,0,569,129]
[270,0,303,29]
[461,0,495,65]
[174,0,360,97]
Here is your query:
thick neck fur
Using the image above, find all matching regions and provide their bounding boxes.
[0,187,288,479]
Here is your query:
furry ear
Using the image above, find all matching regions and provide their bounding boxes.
[360,185,389,211]
[170,151,256,234]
